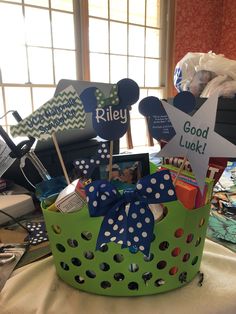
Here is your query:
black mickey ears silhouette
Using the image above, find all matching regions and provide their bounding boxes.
[80,78,139,141]
[139,96,175,142]
[139,91,196,142]
[80,78,139,111]
[115,78,139,107]
[173,91,196,114]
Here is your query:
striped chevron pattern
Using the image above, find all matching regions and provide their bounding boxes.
[10,85,86,141]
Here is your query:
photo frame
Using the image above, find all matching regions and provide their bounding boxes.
[98,153,150,184]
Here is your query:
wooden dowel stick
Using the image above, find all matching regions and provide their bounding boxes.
[52,132,70,185]
[108,140,114,181]
[173,156,187,186]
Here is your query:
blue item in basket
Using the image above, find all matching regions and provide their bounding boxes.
[35,176,67,201]
[85,170,177,256]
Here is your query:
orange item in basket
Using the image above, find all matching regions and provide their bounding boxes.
[174,179,198,210]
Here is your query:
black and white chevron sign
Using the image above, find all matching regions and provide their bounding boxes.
[10,85,86,141]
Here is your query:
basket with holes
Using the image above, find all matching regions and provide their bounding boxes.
[42,197,210,296]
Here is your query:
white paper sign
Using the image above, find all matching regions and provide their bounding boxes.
[157,92,236,192]
[0,139,15,177]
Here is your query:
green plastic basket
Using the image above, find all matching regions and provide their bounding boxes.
[42,199,210,296]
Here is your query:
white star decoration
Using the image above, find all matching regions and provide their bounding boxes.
[157,92,236,192]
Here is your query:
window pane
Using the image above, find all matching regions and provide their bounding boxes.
[1,0,21,2]
[28,47,53,84]
[88,0,108,18]
[145,59,160,87]
[139,88,148,99]
[89,18,108,53]
[51,0,73,11]
[110,55,127,83]
[25,7,51,47]
[0,89,4,119]
[0,46,28,83]
[110,22,127,55]
[119,134,127,150]
[32,87,55,110]
[130,118,148,147]
[129,57,144,86]
[147,88,164,98]
[52,11,75,49]
[146,0,160,28]
[130,100,142,119]
[129,0,145,25]
[4,87,32,124]
[134,89,148,117]
[146,28,160,58]
[129,25,144,57]
[0,3,25,46]
[25,0,49,7]
[90,53,109,83]
[110,0,127,22]
[54,50,76,83]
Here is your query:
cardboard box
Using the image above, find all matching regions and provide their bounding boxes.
[174,179,198,210]
[55,179,86,213]
[0,194,35,225]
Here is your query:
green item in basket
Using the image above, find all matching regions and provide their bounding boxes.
[149,161,158,174]
[42,199,210,296]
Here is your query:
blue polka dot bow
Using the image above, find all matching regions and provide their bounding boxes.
[85,170,177,256]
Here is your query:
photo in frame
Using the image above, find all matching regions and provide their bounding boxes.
[98,153,150,184]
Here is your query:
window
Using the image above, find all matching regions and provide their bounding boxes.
[0,0,76,132]
[0,0,166,149]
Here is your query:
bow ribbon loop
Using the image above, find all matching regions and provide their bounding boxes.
[95,84,119,108]
[85,179,121,217]
[85,170,177,255]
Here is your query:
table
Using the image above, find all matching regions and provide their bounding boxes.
[1,239,236,314]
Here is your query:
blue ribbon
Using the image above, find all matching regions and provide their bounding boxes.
[85,170,177,256]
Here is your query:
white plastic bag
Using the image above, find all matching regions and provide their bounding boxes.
[174,52,236,98]
[174,52,205,92]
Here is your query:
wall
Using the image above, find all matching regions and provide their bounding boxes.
[174,0,223,66]
[220,0,236,59]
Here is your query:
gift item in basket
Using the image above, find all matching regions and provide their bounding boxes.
[55,179,87,213]
[162,164,214,209]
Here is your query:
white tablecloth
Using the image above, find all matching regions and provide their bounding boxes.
[1,239,236,314]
